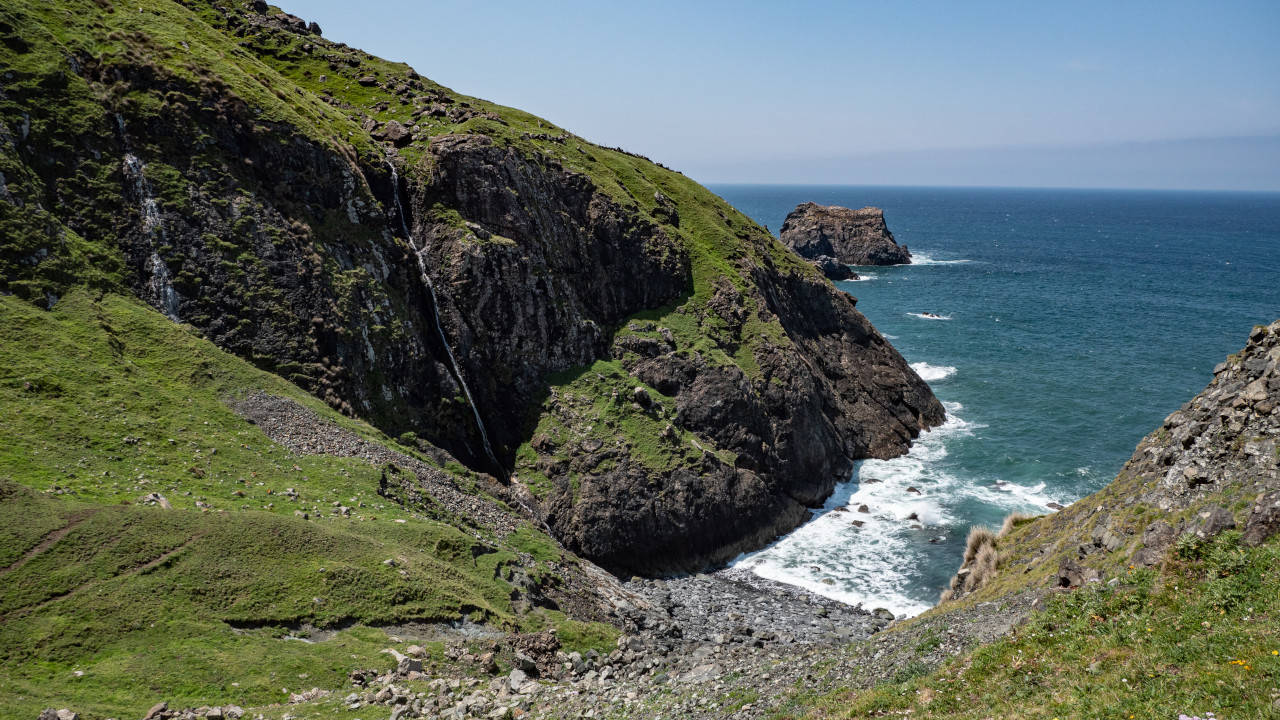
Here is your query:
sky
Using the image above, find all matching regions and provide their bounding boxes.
[283,0,1280,190]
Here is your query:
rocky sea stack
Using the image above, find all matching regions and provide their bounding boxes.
[780,202,911,269]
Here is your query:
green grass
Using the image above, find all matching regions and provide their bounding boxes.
[0,290,597,720]
[804,532,1280,719]
[511,358,736,499]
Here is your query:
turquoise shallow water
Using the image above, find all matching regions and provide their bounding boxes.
[711,185,1280,615]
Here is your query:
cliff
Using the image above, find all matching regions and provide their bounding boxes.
[0,0,942,574]
[780,202,911,266]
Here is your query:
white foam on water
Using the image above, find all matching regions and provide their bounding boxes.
[910,362,957,382]
[907,312,952,321]
[910,253,973,266]
[733,401,1066,617]
[845,271,878,282]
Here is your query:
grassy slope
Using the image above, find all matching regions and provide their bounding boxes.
[0,290,614,720]
[794,532,1279,720]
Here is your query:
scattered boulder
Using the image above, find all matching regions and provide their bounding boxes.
[1193,506,1236,538]
[631,386,651,407]
[1243,491,1280,547]
[1131,520,1176,566]
[1057,557,1102,588]
[376,120,411,146]
[508,667,528,692]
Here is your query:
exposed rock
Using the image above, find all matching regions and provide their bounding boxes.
[1242,490,1280,546]
[375,119,411,146]
[1130,520,1176,566]
[809,255,857,281]
[1193,505,1236,538]
[780,203,910,266]
[426,135,944,573]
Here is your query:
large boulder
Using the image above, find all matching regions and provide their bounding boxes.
[780,202,911,266]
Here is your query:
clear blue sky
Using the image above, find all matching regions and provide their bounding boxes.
[282,1,1280,190]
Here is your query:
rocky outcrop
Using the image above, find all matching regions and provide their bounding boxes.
[530,262,944,574]
[411,134,691,460]
[780,202,910,266]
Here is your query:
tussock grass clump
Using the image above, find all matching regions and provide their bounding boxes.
[999,511,1040,538]
[963,526,997,564]
[941,524,1002,603]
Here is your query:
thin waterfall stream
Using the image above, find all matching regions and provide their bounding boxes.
[385,159,502,473]
[116,116,181,321]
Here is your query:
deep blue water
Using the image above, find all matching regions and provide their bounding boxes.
[714,185,1280,614]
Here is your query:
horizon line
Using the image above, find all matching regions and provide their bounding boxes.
[701,181,1280,195]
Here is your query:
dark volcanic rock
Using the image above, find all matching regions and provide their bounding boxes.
[535,259,944,574]
[810,255,857,281]
[780,202,910,266]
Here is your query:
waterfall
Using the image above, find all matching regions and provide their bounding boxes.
[117,122,181,321]
[385,158,501,473]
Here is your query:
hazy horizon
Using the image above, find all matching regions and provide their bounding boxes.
[286,0,1280,191]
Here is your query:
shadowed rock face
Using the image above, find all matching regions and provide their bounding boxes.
[533,264,945,575]
[780,202,911,266]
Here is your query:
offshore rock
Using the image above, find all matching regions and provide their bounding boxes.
[810,254,857,281]
[780,202,911,266]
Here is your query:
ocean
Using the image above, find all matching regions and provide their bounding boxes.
[710,184,1280,616]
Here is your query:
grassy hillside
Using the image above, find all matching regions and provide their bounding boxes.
[0,290,613,720]
[792,532,1279,719]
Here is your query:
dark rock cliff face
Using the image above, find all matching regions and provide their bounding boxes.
[411,134,691,458]
[780,202,911,266]
[530,259,944,574]
[0,0,944,574]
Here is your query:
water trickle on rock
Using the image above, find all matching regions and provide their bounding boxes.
[119,150,181,321]
[386,158,501,473]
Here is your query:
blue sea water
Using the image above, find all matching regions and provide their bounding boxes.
[712,185,1280,615]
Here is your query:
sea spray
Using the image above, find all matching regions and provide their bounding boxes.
[910,362,957,382]
[385,158,501,473]
[733,402,1061,617]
